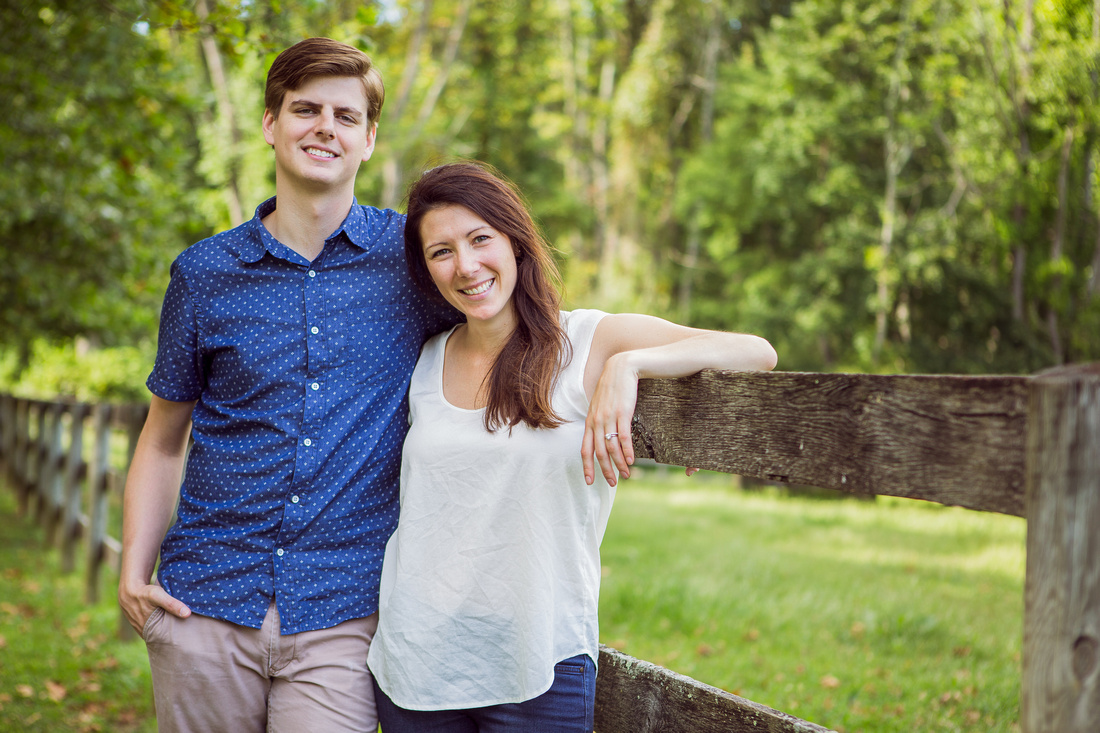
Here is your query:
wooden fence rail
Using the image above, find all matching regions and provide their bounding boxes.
[0,395,147,611]
[1,362,1098,733]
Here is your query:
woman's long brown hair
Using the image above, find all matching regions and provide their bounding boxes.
[404,161,571,432]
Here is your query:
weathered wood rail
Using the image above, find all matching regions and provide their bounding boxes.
[0,395,147,608]
[1,362,1097,733]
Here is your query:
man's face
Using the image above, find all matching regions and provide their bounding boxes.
[262,75,377,193]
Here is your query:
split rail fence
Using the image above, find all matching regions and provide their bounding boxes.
[1,362,1098,733]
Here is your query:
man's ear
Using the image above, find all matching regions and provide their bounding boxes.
[362,122,378,163]
[262,109,277,147]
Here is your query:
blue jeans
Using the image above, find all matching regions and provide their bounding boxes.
[373,654,596,733]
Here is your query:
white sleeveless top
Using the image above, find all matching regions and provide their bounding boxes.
[367,309,613,710]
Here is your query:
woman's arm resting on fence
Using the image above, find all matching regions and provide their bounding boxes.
[582,314,777,486]
[118,395,197,636]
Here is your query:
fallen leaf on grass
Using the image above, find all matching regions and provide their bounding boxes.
[743,628,760,642]
[820,674,841,689]
[696,643,714,657]
[0,602,35,618]
[0,634,6,649]
[16,684,34,698]
[67,613,92,641]
[45,680,67,702]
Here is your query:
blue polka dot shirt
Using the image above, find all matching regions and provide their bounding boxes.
[147,197,459,635]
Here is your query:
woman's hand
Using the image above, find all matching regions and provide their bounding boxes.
[579,312,777,487]
[582,352,639,486]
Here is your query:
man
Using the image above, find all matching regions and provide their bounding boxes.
[118,37,457,732]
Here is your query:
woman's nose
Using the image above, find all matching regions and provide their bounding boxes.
[454,247,479,276]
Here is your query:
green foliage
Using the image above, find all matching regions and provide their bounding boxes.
[4,0,1100,380]
[0,0,211,364]
[0,340,152,403]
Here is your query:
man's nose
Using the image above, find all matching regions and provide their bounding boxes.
[313,111,335,138]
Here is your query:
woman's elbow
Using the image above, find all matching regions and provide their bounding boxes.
[751,336,778,372]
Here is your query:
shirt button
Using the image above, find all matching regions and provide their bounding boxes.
[291,495,300,504]
[311,382,320,391]
[308,270,317,278]
[276,548,285,557]
[311,326,319,335]
[303,438,312,446]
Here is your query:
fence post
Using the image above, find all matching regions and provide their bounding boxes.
[29,401,49,521]
[1022,364,1100,733]
[11,398,30,513]
[0,394,13,481]
[61,403,90,572]
[43,402,66,544]
[86,403,112,605]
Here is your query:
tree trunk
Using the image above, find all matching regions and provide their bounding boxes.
[1089,0,1100,299]
[381,0,433,208]
[1047,125,1074,363]
[1010,0,1035,322]
[195,0,245,226]
[380,0,470,208]
[676,8,721,322]
[873,1,913,365]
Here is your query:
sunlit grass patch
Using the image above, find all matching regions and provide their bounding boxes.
[599,471,1024,733]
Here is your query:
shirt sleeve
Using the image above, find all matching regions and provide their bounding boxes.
[146,259,205,402]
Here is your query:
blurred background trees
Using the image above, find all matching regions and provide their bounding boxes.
[2,0,1098,400]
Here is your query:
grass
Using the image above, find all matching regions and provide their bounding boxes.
[599,469,1025,733]
[0,488,155,733]
[0,471,1025,732]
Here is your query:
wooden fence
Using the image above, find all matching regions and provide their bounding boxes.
[1,362,1097,733]
[0,395,147,613]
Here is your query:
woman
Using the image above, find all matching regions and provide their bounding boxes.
[367,161,776,732]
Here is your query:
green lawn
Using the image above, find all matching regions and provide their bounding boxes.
[599,470,1025,732]
[0,471,1024,732]
[0,489,155,733]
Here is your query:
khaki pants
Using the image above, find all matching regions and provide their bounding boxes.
[143,601,378,733]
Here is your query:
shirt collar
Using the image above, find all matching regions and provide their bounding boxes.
[235,197,372,264]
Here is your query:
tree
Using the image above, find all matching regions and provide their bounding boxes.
[0,0,209,371]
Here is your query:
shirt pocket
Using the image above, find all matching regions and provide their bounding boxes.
[329,303,416,381]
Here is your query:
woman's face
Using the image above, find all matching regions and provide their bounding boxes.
[420,204,518,329]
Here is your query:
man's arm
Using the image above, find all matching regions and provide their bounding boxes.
[118,395,197,635]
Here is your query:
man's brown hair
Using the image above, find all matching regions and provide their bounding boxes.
[264,37,384,125]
